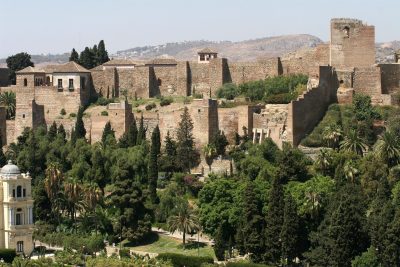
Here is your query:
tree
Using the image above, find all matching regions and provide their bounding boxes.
[44,163,64,221]
[263,177,285,264]
[0,132,6,166]
[167,201,200,249]
[74,106,86,140]
[149,126,160,204]
[0,91,16,120]
[203,144,217,171]
[63,176,84,227]
[136,114,146,144]
[214,224,226,260]
[48,121,58,141]
[322,124,342,149]
[79,47,95,69]
[159,131,178,176]
[315,148,333,176]
[97,40,110,65]
[211,130,229,156]
[69,48,79,63]
[352,94,379,121]
[57,124,66,140]
[176,107,200,173]
[280,194,301,266]
[277,142,310,183]
[101,121,115,146]
[6,52,34,84]
[340,129,368,156]
[374,131,400,167]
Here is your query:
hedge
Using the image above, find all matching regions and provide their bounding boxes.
[0,248,17,263]
[226,262,272,267]
[156,253,214,267]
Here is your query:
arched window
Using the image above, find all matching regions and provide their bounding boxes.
[16,186,22,198]
[343,26,350,38]
[23,78,27,87]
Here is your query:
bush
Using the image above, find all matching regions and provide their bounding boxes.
[0,248,17,263]
[193,93,203,99]
[69,113,76,118]
[60,108,66,116]
[37,232,105,253]
[264,92,294,104]
[97,97,114,106]
[145,102,157,110]
[216,83,239,100]
[160,97,173,106]
[119,248,131,258]
[226,262,272,267]
[156,253,213,267]
[101,110,108,116]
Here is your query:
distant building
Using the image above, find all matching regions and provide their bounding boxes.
[0,161,34,256]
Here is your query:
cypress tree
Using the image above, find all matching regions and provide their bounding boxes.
[69,48,79,63]
[211,130,229,156]
[0,132,6,166]
[148,126,160,203]
[214,224,226,261]
[160,131,178,176]
[176,107,200,173]
[92,44,98,67]
[128,116,138,146]
[79,47,95,69]
[57,124,66,141]
[137,114,146,144]
[70,128,77,144]
[101,121,115,146]
[74,106,86,140]
[280,194,301,266]
[48,121,57,141]
[97,40,110,64]
[264,177,285,264]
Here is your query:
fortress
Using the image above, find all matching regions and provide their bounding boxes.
[0,18,400,151]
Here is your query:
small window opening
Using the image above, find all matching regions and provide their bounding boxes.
[343,26,350,38]
[23,78,27,87]
[157,78,162,86]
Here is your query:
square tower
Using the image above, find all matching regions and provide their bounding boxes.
[330,18,375,68]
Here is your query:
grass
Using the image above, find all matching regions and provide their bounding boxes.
[123,233,215,259]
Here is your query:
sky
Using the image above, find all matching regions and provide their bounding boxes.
[0,0,398,58]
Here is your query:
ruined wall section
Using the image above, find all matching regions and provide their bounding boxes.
[288,66,338,146]
[330,18,375,68]
[352,67,389,104]
[218,105,254,143]
[379,64,400,95]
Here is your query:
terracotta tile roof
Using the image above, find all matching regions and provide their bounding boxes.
[198,48,218,54]
[52,62,90,73]
[146,57,177,65]
[16,66,44,74]
[90,65,104,71]
[103,58,138,66]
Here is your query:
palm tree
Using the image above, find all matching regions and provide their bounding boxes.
[0,91,16,119]
[203,144,217,171]
[323,124,342,149]
[315,148,332,175]
[63,177,83,226]
[44,163,64,201]
[82,182,102,211]
[374,131,400,167]
[343,161,359,184]
[167,201,200,249]
[340,130,368,156]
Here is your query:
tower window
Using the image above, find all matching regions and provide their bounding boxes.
[23,78,27,87]
[12,189,15,198]
[57,79,63,89]
[157,78,162,86]
[16,186,22,198]
[23,189,26,197]
[22,114,25,119]
[343,26,350,38]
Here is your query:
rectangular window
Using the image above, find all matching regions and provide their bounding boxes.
[69,79,74,90]
[57,79,63,89]
[16,213,21,225]
[200,54,205,61]
[17,241,23,252]
[23,189,26,197]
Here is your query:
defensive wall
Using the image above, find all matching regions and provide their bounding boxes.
[0,69,10,87]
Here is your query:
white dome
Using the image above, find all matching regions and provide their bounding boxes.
[1,160,21,176]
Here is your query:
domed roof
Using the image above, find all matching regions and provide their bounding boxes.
[1,160,21,176]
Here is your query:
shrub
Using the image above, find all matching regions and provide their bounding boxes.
[193,93,203,99]
[69,113,76,118]
[264,92,294,104]
[216,83,239,100]
[97,97,114,106]
[156,253,213,267]
[0,248,17,263]
[101,110,108,116]
[119,248,130,258]
[60,108,66,116]
[226,262,272,267]
[145,102,157,110]
[160,97,173,106]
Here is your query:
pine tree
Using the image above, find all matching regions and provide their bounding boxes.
[280,194,301,266]
[176,107,200,173]
[48,121,57,141]
[137,114,146,144]
[57,124,66,141]
[263,177,285,264]
[160,131,178,176]
[79,47,95,69]
[69,48,79,63]
[382,209,400,266]
[0,132,6,166]
[242,182,265,262]
[101,121,115,146]
[74,106,86,140]
[214,224,226,261]
[148,126,160,204]
[97,40,110,64]
[211,130,229,156]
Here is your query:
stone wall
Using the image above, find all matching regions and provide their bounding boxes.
[5,120,14,145]
[0,107,6,146]
[227,58,281,85]
[330,18,375,68]
[379,64,400,95]
[0,69,10,87]
[288,66,338,145]
[352,67,386,104]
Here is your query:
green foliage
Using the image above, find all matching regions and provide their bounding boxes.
[216,83,240,100]
[277,142,310,183]
[156,253,213,267]
[6,52,34,84]
[351,247,379,267]
[86,255,171,267]
[353,93,380,121]
[119,248,131,258]
[69,48,79,63]
[213,224,226,261]
[211,130,229,156]
[101,121,115,146]
[0,91,16,119]
[101,110,108,116]
[96,97,115,106]
[149,125,161,203]
[0,248,16,263]
[160,96,174,106]
[225,262,272,267]
[145,102,157,110]
[74,106,86,140]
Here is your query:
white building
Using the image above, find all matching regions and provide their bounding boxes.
[0,161,34,255]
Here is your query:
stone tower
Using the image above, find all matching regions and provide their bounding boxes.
[330,18,375,68]
[0,161,34,256]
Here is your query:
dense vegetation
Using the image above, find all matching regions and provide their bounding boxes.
[69,40,110,69]
[6,52,34,84]
[216,74,308,103]
[3,93,400,266]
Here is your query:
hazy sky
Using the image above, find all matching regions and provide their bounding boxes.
[0,0,398,58]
